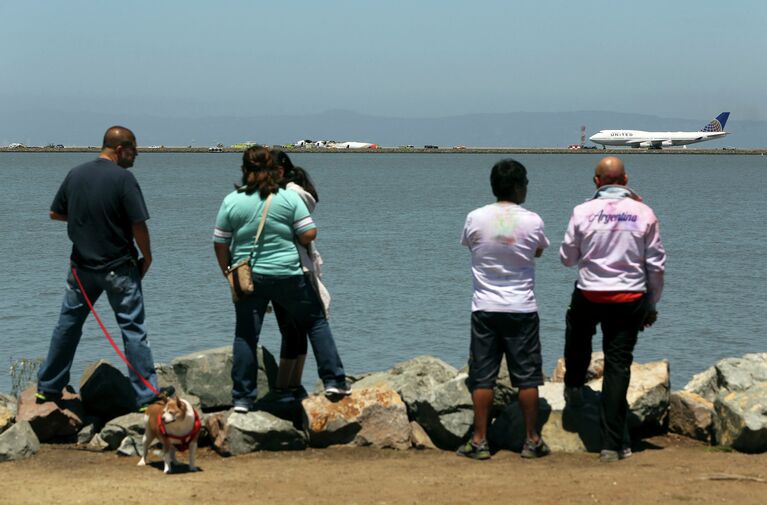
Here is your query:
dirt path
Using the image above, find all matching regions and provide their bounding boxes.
[1,435,765,505]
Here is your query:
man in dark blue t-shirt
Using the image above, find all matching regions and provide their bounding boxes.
[37,126,167,410]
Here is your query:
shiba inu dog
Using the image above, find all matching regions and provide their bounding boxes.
[138,396,201,474]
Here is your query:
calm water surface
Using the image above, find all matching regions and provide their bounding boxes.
[1,152,765,393]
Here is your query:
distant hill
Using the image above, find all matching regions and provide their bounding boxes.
[2,108,764,148]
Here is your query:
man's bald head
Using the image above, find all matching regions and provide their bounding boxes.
[594,156,628,187]
[100,126,138,168]
[102,126,136,150]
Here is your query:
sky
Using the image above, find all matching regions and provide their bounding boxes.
[2,0,765,122]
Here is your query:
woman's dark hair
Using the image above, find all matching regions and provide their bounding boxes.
[273,149,319,202]
[287,166,319,202]
[490,158,528,202]
[239,145,280,198]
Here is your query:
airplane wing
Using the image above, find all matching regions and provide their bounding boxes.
[626,138,666,148]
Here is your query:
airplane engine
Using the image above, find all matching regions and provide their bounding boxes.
[661,140,674,147]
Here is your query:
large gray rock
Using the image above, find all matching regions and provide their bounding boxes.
[211,411,306,456]
[669,391,715,443]
[171,346,278,410]
[353,356,472,449]
[302,386,411,449]
[715,383,767,453]
[79,360,137,421]
[353,355,458,406]
[0,421,40,462]
[685,353,767,403]
[116,435,142,457]
[16,385,84,442]
[156,364,203,412]
[99,412,146,450]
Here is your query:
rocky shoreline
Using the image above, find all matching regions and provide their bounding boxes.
[1,349,766,463]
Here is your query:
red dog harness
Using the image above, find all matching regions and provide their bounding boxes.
[157,410,201,452]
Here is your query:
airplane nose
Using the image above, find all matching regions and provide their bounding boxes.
[589,133,599,141]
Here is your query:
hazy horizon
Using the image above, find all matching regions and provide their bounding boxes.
[2,1,765,146]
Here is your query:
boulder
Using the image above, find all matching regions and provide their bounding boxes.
[490,360,669,453]
[409,421,437,450]
[0,421,40,462]
[171,346,278,410]
[715,383,767,453]
[353,356,472,449]
[0,404,13,434]
[211,411,306,456]
[16,385,84,442]
[0,393,17,417]
[99,412,146,450]
[79,360,137,421]
[550,352,605,383]
[77,423,98,446]
[489,382,602,453]
[684,353,767,402]
[302,386,411,449]
[669,391,715,443]
[156,364,203,412]
[86,433,110,452]
[588,360,670,433]
[116,435,142,457]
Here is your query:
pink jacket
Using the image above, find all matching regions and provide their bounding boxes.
[559,186,666,304]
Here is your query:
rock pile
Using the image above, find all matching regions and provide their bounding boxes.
[1,348,765,464]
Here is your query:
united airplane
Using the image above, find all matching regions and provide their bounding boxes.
[589,112,730,149]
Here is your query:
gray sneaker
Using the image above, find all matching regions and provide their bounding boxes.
[521,438,551,459]
[456,439,491,460]
[599,449,621,462]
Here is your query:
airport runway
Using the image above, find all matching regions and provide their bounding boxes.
[2,146,766,155]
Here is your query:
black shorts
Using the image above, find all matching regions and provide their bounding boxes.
[468,311,544,389]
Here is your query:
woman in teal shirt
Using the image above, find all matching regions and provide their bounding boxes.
[213,146,349,412]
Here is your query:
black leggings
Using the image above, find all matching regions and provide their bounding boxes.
[273,302,308,359]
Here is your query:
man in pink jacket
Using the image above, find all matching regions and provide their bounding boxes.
[560,156,666,463]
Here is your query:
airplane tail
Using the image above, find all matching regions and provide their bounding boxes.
[700,112,730,132]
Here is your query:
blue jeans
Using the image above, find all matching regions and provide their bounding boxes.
[37,262,158,407]
[231,274,346,405]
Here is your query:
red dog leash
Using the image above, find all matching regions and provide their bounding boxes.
[70,266,159,396]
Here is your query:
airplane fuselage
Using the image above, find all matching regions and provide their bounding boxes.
[590,129,728,148]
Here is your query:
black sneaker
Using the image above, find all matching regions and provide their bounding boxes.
[564,386,583,408]
[324,383,352,397]
[521,438,551,459]
[137,385,176,412]
[35,391,62,404]
[456,439,491,460]
[291,385,309,400]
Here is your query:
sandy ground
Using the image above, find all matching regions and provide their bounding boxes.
[1,434,765,505]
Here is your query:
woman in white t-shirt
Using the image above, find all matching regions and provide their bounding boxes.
[272,151,335,399]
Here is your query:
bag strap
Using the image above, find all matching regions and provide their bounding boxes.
[248,193,274,263]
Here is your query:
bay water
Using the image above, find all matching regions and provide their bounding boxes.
[1,152,765,394]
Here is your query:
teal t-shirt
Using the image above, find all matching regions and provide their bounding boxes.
[213,188,315,276]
